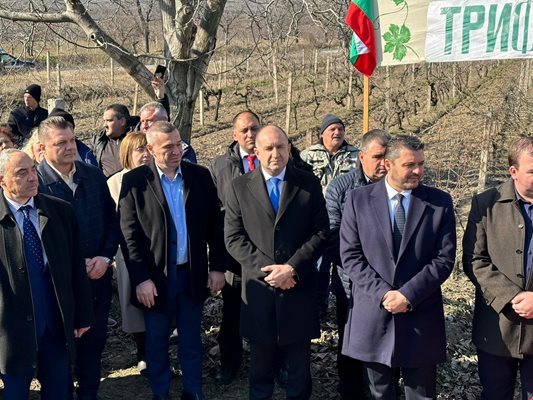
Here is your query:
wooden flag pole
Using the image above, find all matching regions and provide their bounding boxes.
[363,74,369,134]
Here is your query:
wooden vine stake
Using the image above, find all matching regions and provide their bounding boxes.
[199,88,205,126]
[272,51,279,106]
[285,72,293,135]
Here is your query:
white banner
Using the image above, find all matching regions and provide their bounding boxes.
[376,0,429,67]
[425,0,533,62]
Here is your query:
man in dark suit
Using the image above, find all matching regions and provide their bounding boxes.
[209,110,261,384]
[340,135,456,399]
[0,149,93,400]
[325,129,390,399]
[224,125,329,400]
[463,137,533,399]
[36,116,121,400]
[119,121,226,400]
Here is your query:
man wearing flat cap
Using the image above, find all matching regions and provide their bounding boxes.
[8,84,48,148]
[300,114,359,319]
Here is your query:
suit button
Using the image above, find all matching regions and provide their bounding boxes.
[26,315,33,321]
[519,224,525,229]
[275,250,281,256]
[517,249,523,254]
[275,226,281,231]
[278,293,284,298]
[19,268,25,272]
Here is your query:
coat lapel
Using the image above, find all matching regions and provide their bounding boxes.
[247,169,276,220]
[397,185,428,260]
[276,166,299,222]
[147,161,169,211]
[370,180,395,259]
[180,162,191,205]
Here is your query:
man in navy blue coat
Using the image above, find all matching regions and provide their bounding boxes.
[340,135,456,399]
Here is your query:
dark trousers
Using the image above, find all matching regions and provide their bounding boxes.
[1,328,71,400]
[477,348,533,400]
[249,341,311,400]
[365,362,436,400]
[336,295,367,399]
[75,271,112,399]
[316,252,332,315]
[144,291,204,397]
[217,280,243,372]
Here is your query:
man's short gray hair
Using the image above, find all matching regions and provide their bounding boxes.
[140,102,168,121]
[0,149,26,177]
[361,129,391,152]
[385,134,424,161]
[146,121,178,145]
[38,116,74,143]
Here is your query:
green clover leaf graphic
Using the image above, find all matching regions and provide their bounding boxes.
[392,0,404,5]
[383,23,411,61]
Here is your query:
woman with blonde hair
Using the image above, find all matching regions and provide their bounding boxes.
[107,131,151,374]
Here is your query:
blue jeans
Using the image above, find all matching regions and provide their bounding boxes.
[144,290,204,397]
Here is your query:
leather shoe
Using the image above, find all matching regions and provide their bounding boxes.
[214,367,237,385]
[182,392,203,400]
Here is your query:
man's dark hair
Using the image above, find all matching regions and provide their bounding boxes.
[508,136,533,168]
[106,104,130,121]
[385,134,424,161]
[361,129,391,152]
[232,110,261,126]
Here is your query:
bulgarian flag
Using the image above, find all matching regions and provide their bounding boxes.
[345,0,377,77]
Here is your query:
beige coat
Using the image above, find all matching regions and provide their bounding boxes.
[463,178,533,358]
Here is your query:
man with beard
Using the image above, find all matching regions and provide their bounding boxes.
[340,135,456,399]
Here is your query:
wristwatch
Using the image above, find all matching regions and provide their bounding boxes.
[101,257,112,266]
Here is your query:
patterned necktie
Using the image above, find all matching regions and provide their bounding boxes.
[392,193,405,257]
[246,154,256,172]
[20,205,45,272]
[269,177,280,213]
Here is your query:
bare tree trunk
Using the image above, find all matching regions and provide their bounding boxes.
[272,51,279,106]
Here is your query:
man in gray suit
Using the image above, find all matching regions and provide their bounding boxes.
[224,125,329,399]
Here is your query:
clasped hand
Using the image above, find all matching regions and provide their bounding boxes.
[261,264,296,290]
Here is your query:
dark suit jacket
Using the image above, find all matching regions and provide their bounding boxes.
[224,165,329,345]
[37,160,120,261]
[340,179,456,368]
[463,178,533,358]
[118,160,226,312]
[0,192,94,374]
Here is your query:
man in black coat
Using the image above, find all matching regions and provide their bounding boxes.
[36,116,121,400]
[119,121,226,400]
[0,149,93,400]
[7,84,48,148]
[224,125,329,399]
[209,110,261,384]
[325,129,390,399]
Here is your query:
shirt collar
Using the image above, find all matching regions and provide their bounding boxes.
[48,162,76,182]
[239,147,255,159]
[384,175,412,201]
[156,164,182,181]
[516,190,533,205]
[261,167,286,182]
[4,194,35,215]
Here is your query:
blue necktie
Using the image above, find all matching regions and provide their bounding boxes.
[269,177,280,213]
[20,205,45,272]
[392,194,405,258]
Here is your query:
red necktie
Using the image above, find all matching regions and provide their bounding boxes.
[246,155,256,171]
